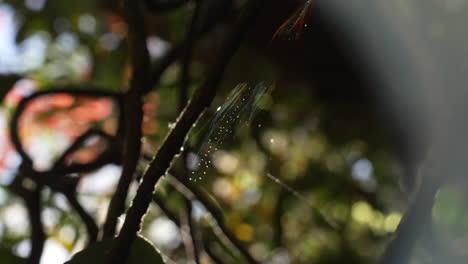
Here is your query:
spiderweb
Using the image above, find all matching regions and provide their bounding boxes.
[272,0,313,40]
[186,81,336,229]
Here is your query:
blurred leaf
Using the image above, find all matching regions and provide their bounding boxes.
[15,0,97,42]
[16,15,51,43]
[0,74,21,102]
[47,0,96,15]
[90,44,127,89]
[0,248,26,264]
[65,236,165,264]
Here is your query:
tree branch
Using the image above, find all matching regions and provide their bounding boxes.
[169,174,259,264]
[65,191,99,243]
[146,0,234,94]
[377,171,443,264]
[106,0,269,262]
[9,88,123,167]
[10,174,45,264]
[179,0,203,111]
[52,129,116,171]
[8,88,117,246]
[153,193,225,264]
[103,0,152,238]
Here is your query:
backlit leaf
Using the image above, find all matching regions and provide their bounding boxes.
[65,236,165,264]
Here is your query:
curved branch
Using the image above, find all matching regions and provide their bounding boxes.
[23,170,99,245]
[52,129,116,170]
[8,87,119,246]
[64,191,99,244]
[9,87,123,170]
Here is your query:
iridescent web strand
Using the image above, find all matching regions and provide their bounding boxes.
[189,82,273,181]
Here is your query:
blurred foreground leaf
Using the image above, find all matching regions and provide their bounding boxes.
[0,248,26,264]
[65,236,165,264]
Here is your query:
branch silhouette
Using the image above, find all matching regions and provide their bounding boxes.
[107,0,269,263]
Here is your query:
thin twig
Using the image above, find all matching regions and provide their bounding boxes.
[179,0,203,112]
[170,174,259,264]
[152,193,181,225]
[65,191,99,244]
[146,0,235,94]
[272,189,287,247]
[204,245,225,264]
[152,193,225,264]
[102,0,151,238]
[266,172,338,229]
[178,4,205,261]
[181,198,200,264]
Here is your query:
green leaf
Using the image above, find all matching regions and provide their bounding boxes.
[65,236,165,264]
[15,15,52,43]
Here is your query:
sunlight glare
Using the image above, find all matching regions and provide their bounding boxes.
[148,217,181,250]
